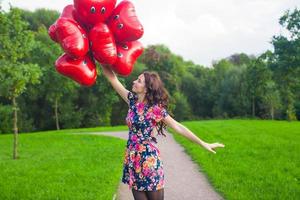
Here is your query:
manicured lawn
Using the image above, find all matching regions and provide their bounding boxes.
[1,121,299,199]
[170,119,300,200]
[0,127,127,200]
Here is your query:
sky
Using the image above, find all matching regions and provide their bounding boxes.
[1,0,299,67]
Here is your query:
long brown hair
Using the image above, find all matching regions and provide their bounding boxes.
[143,71,170,138]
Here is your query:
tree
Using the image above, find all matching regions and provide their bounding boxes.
[29,25,78,130]
[181,65,214,118]
[271,8,300,121]
[19,8,59,31]
[76,69,120,128]
[261,81,281,119]
[0,8,42,159]
[246,57,273,117]
[172,91,192,121]
[140,44,183,95]
[227,53,254,66]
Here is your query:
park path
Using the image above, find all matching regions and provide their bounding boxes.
[83,131,224,200]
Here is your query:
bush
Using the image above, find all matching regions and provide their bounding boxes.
[0,104,13,134]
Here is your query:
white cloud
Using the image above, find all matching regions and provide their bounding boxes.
[1,0,300,66]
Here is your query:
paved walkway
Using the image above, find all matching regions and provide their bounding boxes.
[83,131,224,200]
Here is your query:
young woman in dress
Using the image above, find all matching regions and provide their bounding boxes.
[100,64,225,200]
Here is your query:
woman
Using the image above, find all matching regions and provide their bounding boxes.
[100,64,225,200]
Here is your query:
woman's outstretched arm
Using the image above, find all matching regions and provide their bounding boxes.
[162,115,225,154]
[100,64,130,104]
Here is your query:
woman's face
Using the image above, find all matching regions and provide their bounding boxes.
[132,74,146,94]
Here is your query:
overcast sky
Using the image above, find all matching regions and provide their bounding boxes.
[1,0,299,66]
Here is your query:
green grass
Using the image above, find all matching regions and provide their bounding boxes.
[169,119,300,200]
[1,121,299,199]
[1,125,128,135]
[0,127,127,200]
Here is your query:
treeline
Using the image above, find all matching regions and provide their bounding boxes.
[0,7,299,134]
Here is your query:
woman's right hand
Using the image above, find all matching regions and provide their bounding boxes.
[100,64,116,80]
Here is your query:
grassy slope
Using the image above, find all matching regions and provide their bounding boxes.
[0,128,127,200]
[170,119,300,200]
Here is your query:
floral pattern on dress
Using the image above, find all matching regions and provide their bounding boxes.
[122,91,169,191]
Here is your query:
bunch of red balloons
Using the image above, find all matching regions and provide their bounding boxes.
[49,0,144,86]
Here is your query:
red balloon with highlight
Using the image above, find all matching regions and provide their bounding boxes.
[111,40,144,77]
[89,22,117,65]
[55,53,97,86]
[107,0,144,42]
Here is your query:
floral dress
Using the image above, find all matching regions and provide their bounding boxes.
[121,91,169,191]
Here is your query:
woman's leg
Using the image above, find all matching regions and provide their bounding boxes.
[132,188,148,200]
[145,188,164,200]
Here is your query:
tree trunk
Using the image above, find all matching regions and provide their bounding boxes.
[271,106,274,120]
[55,97,60,130]
[252,95,255,117]
[12,97,18,159]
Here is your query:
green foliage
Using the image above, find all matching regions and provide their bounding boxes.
[26,25,79,130]
[19,8,60,31]
[0,8,35,62]
[140,44,185,94]
[279,8,300,38]
[0,7,42,99]
[246,57,276,117]
[1,7,299,133]
[271,8,300,120]
[217,64,249,117]
[181,65,215,118]
[172,91,192,121]
[261,81,281,119]
[0,104,13,133]
[0,62,41,98]
[0,7,42,135]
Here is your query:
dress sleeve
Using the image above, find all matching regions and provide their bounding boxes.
[153,104,169,122]
[127,91,137,107]
[161,107,169,118]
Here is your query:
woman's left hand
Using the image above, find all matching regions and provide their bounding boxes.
[202,142,225,154]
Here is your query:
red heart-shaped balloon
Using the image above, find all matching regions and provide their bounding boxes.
[48,24,58,42]
[48,4,78,43]
[111,40,143,76]
[107,0,144,42]
[55,53,97,86]
[89,23,117,65]
[55,18,89,59]
[60,4,77,21]
[74,0,117,27]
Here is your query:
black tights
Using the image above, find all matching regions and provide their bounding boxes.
[132,188,164,200]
